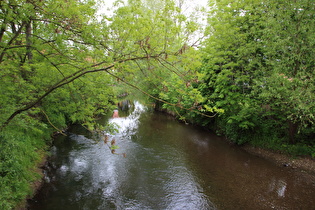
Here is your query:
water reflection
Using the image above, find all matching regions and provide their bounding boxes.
[268,178,287,197]
[28,101,315,210]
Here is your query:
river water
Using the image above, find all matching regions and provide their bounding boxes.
[28,101,315,209]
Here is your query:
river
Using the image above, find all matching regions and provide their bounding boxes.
[28,101,315,209]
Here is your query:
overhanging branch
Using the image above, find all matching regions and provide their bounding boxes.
[104,65,217,119]
[0,55,159,129]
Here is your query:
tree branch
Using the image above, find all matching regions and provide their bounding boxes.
[104,63,217,119]
[41,109,67,136]
[0,22,26,63]
[0,55,160,129]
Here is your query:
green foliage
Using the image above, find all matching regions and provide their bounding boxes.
[198,0,315,153]
[105,0,209,123]
[281,144,315,158]
[110,145,120,150]
[0,0,117,208]
[0,121,49,209]
[1,0,314,207]
[0,0,208,207]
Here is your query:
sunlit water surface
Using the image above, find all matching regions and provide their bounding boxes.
[28,101,315,209]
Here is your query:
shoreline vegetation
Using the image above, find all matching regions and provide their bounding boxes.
[17,155,47,210]
[1,0,314,209]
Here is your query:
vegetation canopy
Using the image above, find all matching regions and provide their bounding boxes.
[0,0,314,208]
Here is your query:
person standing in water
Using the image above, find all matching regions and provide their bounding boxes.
[112,109,119,118]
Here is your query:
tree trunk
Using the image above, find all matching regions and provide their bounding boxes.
[288,121,298,144]
[26,20,33,62]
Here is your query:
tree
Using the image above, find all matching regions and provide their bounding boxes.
[0,0,119,207]
[104,0,213,122]
[199,0,315,147]
[0,0,208,207]
[198,0,267,143]
[255,0,315,143]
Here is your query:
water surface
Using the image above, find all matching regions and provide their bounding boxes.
[28,101,315,209]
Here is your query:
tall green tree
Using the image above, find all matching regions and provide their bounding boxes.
[105,0,211,122]
[255,0,315,144]
[199,0,315,147]
[199,0,266,142]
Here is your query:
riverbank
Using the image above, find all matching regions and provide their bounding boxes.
[156,106,315,178]
[242,145,315,181]
[15,151,48,210]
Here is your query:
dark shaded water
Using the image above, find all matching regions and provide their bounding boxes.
[28,101,315,209]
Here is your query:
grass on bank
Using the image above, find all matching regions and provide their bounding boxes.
[0,119,51,210]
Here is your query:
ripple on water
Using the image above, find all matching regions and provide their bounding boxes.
[28,101,315,210]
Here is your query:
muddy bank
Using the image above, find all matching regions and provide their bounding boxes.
[156,106,315,181]
[242,145,315,182]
